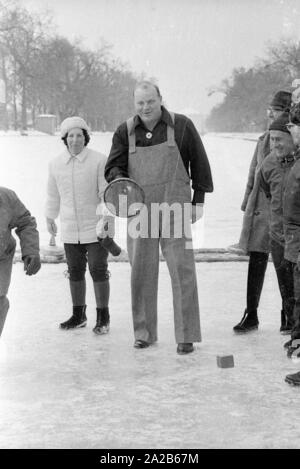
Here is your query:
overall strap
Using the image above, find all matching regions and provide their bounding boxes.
[167,112,176,147]
[126,117,136,154]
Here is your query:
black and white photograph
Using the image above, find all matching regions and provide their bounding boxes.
[0,0,300,451]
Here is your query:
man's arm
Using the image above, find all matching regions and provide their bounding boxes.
[241,141,260,211]
[10,192,39,258]
[9,191,41,275]
[257,166,271,200]
[183,118,213,205]
[105,123,129,182]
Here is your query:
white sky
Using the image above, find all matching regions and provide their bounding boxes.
[21,0,300,115]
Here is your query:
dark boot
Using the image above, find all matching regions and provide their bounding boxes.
[286,337,300,358]
[177,343,194,354]
[233,309,259,333]
[93,307,110,335]
[285,371,300,386]
[60,305,87,330]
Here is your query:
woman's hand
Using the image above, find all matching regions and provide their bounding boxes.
[46,217,57,236]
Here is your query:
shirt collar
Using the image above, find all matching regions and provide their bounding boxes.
[63,146,89,164]
[130,106,174,135]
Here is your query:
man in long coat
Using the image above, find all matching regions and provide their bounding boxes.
[232,90,292,333]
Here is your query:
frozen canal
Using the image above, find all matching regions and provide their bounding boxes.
[0,131,258,249]
[0,261,299,449]
[1,131,299,449]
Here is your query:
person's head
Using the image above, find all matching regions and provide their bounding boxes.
[288,102,300,147]
[133,81,162,128]
[60,117,90,155]
[269,113,295,159]
[267,90,292,124]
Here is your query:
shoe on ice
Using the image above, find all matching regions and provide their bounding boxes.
[177,343,194,355]
[285,371,300,385]
[284,339,293,349]
[233,310,259,333]
[287,340,300,358]
[280,324,293,335]
[134,339,150,349]
[60,305,87,330]
[93,307,110,335]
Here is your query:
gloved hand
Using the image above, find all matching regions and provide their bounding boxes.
[191,203,204,224]
[46,217,57,236]
[23,255,41,275]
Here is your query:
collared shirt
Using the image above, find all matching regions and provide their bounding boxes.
[62,146,89,164]
[105,106,213,204]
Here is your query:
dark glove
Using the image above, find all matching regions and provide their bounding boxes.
[23,255,41,275]
[98,237,122,257]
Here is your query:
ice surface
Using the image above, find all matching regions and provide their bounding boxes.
[0,132,256,250]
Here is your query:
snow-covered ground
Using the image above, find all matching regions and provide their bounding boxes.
[0,131,256,250]
[1,131,300,449]
[0,261,299,449]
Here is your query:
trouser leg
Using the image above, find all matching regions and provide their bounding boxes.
[270,240,294,320]
[160,235,201,344]
[291,264,300,340]
[246,251,269,314]
[127,233,160,344]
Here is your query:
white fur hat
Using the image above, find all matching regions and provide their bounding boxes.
[60,116,90,138]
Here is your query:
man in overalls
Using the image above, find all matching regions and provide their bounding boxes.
[105,81,213,354]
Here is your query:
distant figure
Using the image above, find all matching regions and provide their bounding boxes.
[231,90,292,334]
[0,187,41,338]
[45,116,117,335]
[105,81,213,354]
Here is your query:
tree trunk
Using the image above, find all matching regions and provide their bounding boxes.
[31,106,36,127]
[21,77,27,132]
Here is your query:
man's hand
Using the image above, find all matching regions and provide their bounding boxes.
[23,255,41,276]
[191,203,204,224]
[46,217,57,236]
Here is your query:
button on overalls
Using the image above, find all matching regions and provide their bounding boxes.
[126,114,201,344]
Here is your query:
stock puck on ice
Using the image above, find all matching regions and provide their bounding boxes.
[216,355,234,368]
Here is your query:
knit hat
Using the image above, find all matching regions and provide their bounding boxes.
[60,117,90,138]
[289,103,300,125]
[269,91,292,111]
[269,113,290,133]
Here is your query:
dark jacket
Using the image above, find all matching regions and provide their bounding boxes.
[104,106,213,204]
[0,187,39,260]
[259,152,296,247]
[238,132,271,253]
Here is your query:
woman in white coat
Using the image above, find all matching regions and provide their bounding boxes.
[45,116,113,334]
